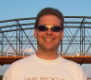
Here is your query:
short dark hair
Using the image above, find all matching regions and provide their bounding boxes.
[35,7,64,30]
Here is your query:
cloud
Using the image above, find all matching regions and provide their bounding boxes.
[85,69,91,78]
[23,48,35,55]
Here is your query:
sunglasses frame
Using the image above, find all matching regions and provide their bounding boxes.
[37,25,63,32]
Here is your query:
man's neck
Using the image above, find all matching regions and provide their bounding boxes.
[36,50,59,60]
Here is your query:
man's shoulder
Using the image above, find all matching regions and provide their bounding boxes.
[60,57,84,73]
[3,54,35,79]
[60,57,80,67]
[59,57,87,79]
[10,54,34,67]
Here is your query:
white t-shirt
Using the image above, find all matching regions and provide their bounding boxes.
[3,54,87,80]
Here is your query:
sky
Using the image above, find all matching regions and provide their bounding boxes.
[0,0,91,78]
[0,0,91,21]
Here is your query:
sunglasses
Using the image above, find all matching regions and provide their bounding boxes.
[37,25,63,32]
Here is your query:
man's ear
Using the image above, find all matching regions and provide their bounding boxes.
[61,31,64,40]
[34,28,37,39]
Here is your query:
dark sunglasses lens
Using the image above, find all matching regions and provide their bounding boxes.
[38,25,47,31]
[52,26,62,32]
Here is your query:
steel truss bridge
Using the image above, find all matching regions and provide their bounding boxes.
[0,16,91,65]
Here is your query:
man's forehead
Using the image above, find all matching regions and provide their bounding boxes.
[38,15,61,26]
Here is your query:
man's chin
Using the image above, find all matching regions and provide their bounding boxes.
[43,47,54,51]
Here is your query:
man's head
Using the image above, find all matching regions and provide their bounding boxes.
[35,7,64,29]
[34,7,64,58]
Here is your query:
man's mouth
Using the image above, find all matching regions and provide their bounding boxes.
[44,39,53,41]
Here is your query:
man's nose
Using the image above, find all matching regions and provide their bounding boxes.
[46,28,52,35]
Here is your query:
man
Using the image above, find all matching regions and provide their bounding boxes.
[3,7,87,80]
